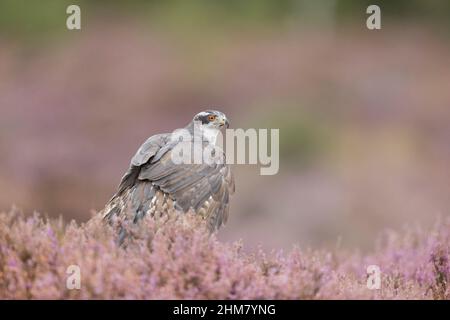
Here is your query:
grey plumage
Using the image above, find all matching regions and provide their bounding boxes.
[102,110,234,242]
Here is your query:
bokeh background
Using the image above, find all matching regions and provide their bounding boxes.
[1,0,449,251]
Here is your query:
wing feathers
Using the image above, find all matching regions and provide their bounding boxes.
[109,130,234,231]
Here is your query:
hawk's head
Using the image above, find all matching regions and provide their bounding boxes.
[193,110,229,130]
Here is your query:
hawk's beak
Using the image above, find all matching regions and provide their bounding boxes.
[219,118,229,128]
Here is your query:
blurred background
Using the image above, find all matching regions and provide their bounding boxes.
[1,0,449,251]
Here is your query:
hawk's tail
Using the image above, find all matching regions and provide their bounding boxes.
[101,181,181,245]
[101,181,157,245]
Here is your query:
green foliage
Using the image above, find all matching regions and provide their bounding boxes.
[1,0,450,40]
[0,0,84,38]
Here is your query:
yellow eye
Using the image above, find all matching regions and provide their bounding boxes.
[208,115,216,121]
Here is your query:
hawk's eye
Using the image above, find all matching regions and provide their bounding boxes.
[208,115,216,121]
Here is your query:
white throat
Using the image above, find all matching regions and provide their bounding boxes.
[201,126,220,144]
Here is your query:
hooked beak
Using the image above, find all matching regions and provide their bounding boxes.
[219,118,230,128]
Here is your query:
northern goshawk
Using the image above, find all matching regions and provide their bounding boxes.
[102,110,234,242]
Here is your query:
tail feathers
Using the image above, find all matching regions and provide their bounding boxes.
[101,180,222,244]
[130,182,156,223]
[101,194,123,221]
[102,181,158,245]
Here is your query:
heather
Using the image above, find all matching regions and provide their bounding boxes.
[0,209,448,299]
